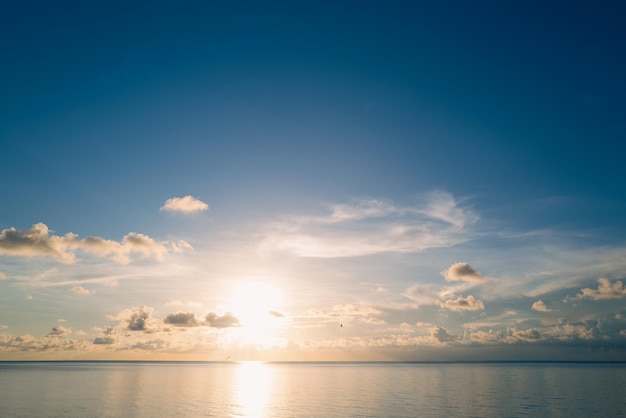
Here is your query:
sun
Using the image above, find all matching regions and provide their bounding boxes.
[226,281,287,347]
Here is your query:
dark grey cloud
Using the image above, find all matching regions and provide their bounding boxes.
[93,337,116,345]
[204,312,240,328]
[127,306,152,331]
[164,312,200,327]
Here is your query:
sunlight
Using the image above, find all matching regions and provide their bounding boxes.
[233,361,273,417]
[227,281,287,348]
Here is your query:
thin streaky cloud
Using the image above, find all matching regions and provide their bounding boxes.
[259,191,476,258]
[71,286,94,295]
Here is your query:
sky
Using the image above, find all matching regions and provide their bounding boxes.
[1,1,626,361]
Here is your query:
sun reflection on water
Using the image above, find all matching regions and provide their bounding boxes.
[233,361,273,417]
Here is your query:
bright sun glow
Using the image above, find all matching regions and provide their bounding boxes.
[226,281,287,348]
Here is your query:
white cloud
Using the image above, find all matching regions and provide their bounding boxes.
[71,286,94,295]
[572,278,626,301]
[437,295,485,311]
[0,223,180,264]
[442,262,486,283]
[160,195,209,213]
[260,191,476,258]
[531,300,552,312]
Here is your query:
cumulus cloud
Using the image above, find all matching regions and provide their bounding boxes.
[531,300,552,312]
[0,223,179,264]
[45,325,71,338]
[259,191,477,258]
[71,286,94,295]
[109,306,156,332]
[572,278,626,300]
[93,337,116,345]
[442,262,486,283]
[160,195,209,213]
[431,325,459,343]
[164,312,200,327]
[127,306,153,331]
[204,312,240,328]
[437,295,485,311]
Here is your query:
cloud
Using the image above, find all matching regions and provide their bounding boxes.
[431,325,459,343]
[160,195,209,213]
[0,272,6,280]
[259,191,477,258]
[45,325,71,338]
[442,262,486,283]
[572,278,626,301]
[268,310,284,318]
[204,312,240,328]
[25,294,32,300]
[71,286,94,295]
[402,283,439,307]
[93,337,116,345]
[437,295,485,311]
[0,223,180,264]
[110,306,156,332]
[531,300,552,312]
[164,312,200,327]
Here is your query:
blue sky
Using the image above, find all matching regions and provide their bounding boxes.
[1,1,626,360]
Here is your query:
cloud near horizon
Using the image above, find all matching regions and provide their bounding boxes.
[0,223,188,264]
[160,195,209,213]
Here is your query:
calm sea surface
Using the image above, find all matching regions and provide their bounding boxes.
[1,362,625,417]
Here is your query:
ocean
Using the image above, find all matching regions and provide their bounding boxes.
[1,362,625,417]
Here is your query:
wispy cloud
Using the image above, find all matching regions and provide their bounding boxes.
[259,191,477,258]
[70,286,94,295]
[160,195,209,213]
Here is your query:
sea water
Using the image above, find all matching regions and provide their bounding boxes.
[1,362,625,417]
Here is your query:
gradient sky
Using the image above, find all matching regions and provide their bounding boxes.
[2,1,626,361]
